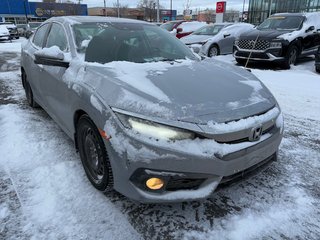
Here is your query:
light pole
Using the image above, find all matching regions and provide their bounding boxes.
[170,0,172,21]
[242,0,245,22]
[268,0,272,17]
[157,0,160,22]
[103,0,107,16]
[23,0,29,23]
[117,0,120,18]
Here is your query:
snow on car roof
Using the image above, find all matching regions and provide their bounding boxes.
[273,12,320,17]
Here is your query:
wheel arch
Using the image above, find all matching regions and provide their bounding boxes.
[73,109,89,150]
[208,43,220,57]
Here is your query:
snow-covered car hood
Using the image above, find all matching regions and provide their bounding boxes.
[180,34,213,45]
[239,28,292,40]
[83,59,276,124]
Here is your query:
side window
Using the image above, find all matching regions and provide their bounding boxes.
[46,23,68,51]
[32,24,49,48]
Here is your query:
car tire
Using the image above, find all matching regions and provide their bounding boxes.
[235,58,246,66]
[15,36,19,39]
[282,45,299,69]
[208,45,220,57]
[316,65,320,73]
[77,115,113,192]
[24,74,39,108]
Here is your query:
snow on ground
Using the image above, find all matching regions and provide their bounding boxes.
[0,40,320,240]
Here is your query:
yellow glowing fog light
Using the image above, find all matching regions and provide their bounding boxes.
[146,178,164,190]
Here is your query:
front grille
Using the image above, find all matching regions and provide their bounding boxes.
[235,51,270,59]
[237,39,270,51]
[166,178,206,191]
[218,153,276,187]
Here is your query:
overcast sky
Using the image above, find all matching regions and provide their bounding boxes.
[63,0,249,13]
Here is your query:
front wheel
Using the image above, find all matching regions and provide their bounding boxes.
[208,45,219,57]
[23,73,39,108]
[77,115,113,192]
[316,65,320,73]
[282,45,298,69]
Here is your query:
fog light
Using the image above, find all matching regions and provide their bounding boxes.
[146,178,164,190]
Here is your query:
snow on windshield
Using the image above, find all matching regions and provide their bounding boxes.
[179,22,207,33]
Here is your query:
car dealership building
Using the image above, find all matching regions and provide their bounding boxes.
[248,0,320,24]
[0,0,87,24]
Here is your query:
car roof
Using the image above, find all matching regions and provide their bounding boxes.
[272,12,320,17]
[49,16,152,25]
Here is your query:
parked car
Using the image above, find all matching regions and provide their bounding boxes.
[316,46,320,73]
[25,22,42,38]
[181,23,254,57]
[0,22,19,39]
[161,20,206,38]
[21,16,283,203]
[16,24,28,37]
[234,12,320,69]
[160,20,185,34]
[0,25,10,41]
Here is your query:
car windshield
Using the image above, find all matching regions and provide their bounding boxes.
[192,24,226,35]
[160,21,177,31]
[73,22,197,64]
[29,22,42,29]
[257,16,304,31]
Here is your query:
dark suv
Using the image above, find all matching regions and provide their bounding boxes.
[316,46,320,73]
[234,13,320,69]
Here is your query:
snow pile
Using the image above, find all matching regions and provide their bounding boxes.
[179,22,207,33]
[0,104,141,240]
[207,107,280,134]
[182,187,317,240]
[0,38,24,53]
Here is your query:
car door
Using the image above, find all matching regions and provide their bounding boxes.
[38,22,73,135]
[302,15,320,53]
[219,26,236,54]
[22,23,51,106]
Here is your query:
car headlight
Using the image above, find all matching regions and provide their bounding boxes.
[116,113,195,141]
[270,42,282,48]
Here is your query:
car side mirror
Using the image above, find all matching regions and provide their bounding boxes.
[34,48,69,68]
[223,33,231,38]
[176,28,183,34]
[306,26,315,33]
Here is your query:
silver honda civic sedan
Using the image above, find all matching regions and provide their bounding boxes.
[21,16,283,203]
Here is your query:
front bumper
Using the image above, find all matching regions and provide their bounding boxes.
[234,46,285,62]
[0,35,10,40]
[106,117,283,203]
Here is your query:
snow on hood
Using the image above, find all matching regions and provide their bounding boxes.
[180,34,212,44]
[63,57,276,124]
[99,60,192,103]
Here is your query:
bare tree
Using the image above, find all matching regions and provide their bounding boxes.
[137,0,163,21]
[112,2,129,18]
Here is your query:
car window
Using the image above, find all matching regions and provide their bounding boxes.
[76,22,197,64]
[193,25,225,35]
[32,24,50,48]
[46,23,68,51]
